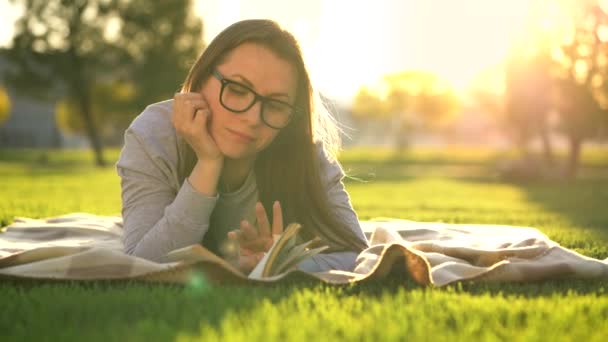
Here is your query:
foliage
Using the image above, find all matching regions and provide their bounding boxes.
[114,0,204,111]
[4,0,203,165]
[503,52,555,162]
[0,147,607,341]
[55,81,135,142]
[471,0,608,178]
[551,1,608,134]
[382,71,461,128]
[0,86,10,126]
[352,86,389,119]
[550,0,608,177]
[351,71,461,149]
[352,72,460,129]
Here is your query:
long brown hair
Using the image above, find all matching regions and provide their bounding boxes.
[182,19,367,253]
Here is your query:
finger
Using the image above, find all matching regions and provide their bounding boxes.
[173,95,207,127]
[255,202,271,237]
[227,230,241,241]
[240,220,258,240]
[239,254,263,273]
[176,92,203,98]
[240,247,255,256]
[272,201,283,236]
[239,256,255,273]
[191,108,215,146]
[189,101,210,120]
[240,238,272,252]
[193,108,210,127]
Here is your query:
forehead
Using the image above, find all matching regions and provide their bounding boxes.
[219,42,298,97]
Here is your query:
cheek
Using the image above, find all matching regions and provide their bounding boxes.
[199,81,220,114]
[201,92,224,131]
[257,129,281,150]
[208,107,225,139]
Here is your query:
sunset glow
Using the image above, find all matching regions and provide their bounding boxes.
[195,0,546,101]
[0,0,595,103]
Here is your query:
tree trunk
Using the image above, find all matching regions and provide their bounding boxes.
[515,130,530,159]
[539,121,554,165]
[78,90,106,167]
[68,41,105,167]
[566,137,582,179]
[394,113,410,151]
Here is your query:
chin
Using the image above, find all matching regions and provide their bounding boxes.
[219,143,256,161]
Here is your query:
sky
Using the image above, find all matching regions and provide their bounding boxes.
[1,0,545,104]
[194,0,536,103]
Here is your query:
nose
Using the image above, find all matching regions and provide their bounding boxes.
[241,100,263,126]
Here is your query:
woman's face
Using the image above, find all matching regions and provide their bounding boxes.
[199,42,298,162]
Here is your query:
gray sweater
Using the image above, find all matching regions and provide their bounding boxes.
[116,100,367,272]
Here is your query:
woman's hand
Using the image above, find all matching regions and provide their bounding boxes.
[227,201,284,273]
[172,92,222,163]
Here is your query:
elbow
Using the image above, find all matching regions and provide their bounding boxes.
[123,238,164,263]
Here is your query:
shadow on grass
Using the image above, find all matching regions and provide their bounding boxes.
[2,266,606,342]
[342,264,607,298]
[0,278,306,341]
[455,177,608,249]
[349,155,608,245]
[518,179,608,234]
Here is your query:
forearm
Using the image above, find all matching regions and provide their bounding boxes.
[296,251,359,273]
[123,178,218,262]
[188,158,223,196]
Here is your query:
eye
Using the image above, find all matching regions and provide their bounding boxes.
[226,82,249,96]
[266,101,291,113]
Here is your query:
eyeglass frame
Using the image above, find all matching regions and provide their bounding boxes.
[211,69,301,129]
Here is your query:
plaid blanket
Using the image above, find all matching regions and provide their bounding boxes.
[1,213,607,286]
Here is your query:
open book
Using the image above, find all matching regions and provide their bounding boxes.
[165,223,328,280]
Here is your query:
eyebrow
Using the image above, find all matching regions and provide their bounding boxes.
[230,73,291,101]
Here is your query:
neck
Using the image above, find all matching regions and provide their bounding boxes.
[220,157,255,192]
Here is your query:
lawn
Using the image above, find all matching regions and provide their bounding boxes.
[1,146,607,341]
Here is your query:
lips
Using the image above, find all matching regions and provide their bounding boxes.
[227,128,255,143]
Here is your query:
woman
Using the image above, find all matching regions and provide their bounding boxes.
[116,19,368,273]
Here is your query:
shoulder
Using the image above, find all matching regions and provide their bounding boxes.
[314,142,344,183]
[123,99,185,160]
[128,99,175,139]
[117,99,184,176]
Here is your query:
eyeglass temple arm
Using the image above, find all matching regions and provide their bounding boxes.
[212,69,223,81]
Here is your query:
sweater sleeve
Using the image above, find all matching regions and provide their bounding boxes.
[296,145,369,273]
[116,103,217,262]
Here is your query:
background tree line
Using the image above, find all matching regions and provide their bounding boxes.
[477,0,608,178]
[3,0,203,166]
[352,71,461,150]
[354,0,608,179]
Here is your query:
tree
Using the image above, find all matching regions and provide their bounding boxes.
[469,65,506,120]
[383,71,460,129]
[55,81,135,143]
[385,71,460,148]
[504,52,555,163]
[113,0,204,112]
[351,71,460,148]
[351,86,389,119]
[551,0,608,178]
[0,86,10,126]
[4,0,202,166]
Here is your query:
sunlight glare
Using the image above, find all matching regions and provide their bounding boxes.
[194,0,576,102]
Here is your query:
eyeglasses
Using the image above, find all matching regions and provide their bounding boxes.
[212,69,300,129]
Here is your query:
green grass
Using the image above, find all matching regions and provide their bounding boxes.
[1,146,607,341]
